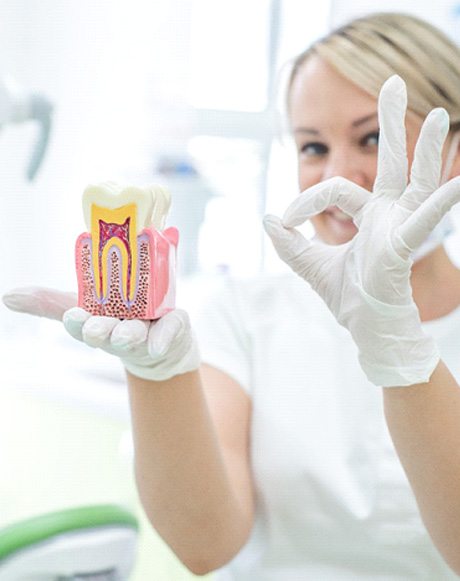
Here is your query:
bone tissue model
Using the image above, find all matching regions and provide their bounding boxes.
[75,182,178,319]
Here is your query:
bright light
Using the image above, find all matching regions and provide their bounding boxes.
[188,0,271,111]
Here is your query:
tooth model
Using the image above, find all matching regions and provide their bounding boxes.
[75,182,178,319]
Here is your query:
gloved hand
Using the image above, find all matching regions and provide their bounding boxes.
[264,75,460,387]
[2,287,200,381]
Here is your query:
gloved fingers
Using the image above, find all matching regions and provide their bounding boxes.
[373,75,408,199]
[63,307,93,341]
[78,315,120,348]
[264,214,328,280]
[395,176,460,256]
[147,309,190,358]
[281,177,369,228]
[109,319,149,353]
[2,287,77,320]
[400,108,450,212]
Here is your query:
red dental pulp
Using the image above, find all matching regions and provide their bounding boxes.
[98,217,132,299]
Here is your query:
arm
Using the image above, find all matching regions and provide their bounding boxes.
[383,360,460,574]
[264,76,460,573]
[127,365,254,576]
[2,288,254,575]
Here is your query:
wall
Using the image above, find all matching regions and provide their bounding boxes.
[329,0,460,38]
[0,0,193,334]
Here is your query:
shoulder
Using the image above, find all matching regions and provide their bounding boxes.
[214,272,315,307]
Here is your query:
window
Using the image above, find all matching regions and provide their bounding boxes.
[160,0,332,276]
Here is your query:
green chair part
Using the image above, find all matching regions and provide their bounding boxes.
[0,504,139,580]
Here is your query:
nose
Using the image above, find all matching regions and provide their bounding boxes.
[322,150,372,189]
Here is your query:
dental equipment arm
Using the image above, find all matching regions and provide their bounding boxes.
[264,75,460,388]
[0,77,53,180]
[26,93,52,180]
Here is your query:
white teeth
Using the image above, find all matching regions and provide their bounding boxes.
[150,185,171,230]
[82,182,171,232]
[329,208,352,222]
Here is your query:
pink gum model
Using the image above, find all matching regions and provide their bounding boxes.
[75,226,179,320]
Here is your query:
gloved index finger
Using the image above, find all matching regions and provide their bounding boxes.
[63,307,92,341]
[282,177,369,228]
[373,75,408,199]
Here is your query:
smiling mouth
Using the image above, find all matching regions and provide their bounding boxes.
[324,206,354,223]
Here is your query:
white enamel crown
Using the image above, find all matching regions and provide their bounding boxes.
[82,181,171,231]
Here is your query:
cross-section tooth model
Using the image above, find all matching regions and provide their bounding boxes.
[75,182,178,319]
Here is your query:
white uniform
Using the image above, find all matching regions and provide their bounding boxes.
[192,272,460,580]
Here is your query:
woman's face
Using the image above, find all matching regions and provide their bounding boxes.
[288,56,427,245]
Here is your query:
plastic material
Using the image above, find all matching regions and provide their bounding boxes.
[0,504,138,580]
[76,182,178,320]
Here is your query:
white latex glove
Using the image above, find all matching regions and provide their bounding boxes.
[264,75,460,387]
[2,287,200,381]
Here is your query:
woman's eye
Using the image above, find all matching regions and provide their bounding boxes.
[361,131,379,148]
[299,142,328,157]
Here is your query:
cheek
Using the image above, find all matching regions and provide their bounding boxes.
[406,139,419,177]
[297,163,327,239]
[298,162,324,191]
[310,213,325,231]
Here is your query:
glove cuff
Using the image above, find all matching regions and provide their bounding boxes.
[359,342,440,387]
[345,286,440,387]
[122,334,201,382]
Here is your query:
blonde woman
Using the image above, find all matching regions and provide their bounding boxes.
[5,11,460,580]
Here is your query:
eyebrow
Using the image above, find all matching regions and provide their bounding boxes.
[293,112,378,135]
[351,112,378,128]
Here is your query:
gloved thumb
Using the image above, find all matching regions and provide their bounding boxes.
[263,214,310,263]
[263,214,295,251]
[2,286,77,321]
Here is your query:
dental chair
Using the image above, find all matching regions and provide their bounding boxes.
[0,504,139,580]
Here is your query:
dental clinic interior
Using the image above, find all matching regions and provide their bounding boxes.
[2,1,460,580]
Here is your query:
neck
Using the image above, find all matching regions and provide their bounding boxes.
[411,245,460,321]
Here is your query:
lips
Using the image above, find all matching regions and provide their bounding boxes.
[324,206,354,223]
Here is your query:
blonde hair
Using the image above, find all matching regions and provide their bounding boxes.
[287,12,460,129]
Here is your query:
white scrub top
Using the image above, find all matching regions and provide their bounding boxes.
[192,273,460,580]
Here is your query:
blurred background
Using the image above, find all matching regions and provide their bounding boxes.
[1,0,460,579]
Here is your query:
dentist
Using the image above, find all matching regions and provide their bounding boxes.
[5,11,460,580]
